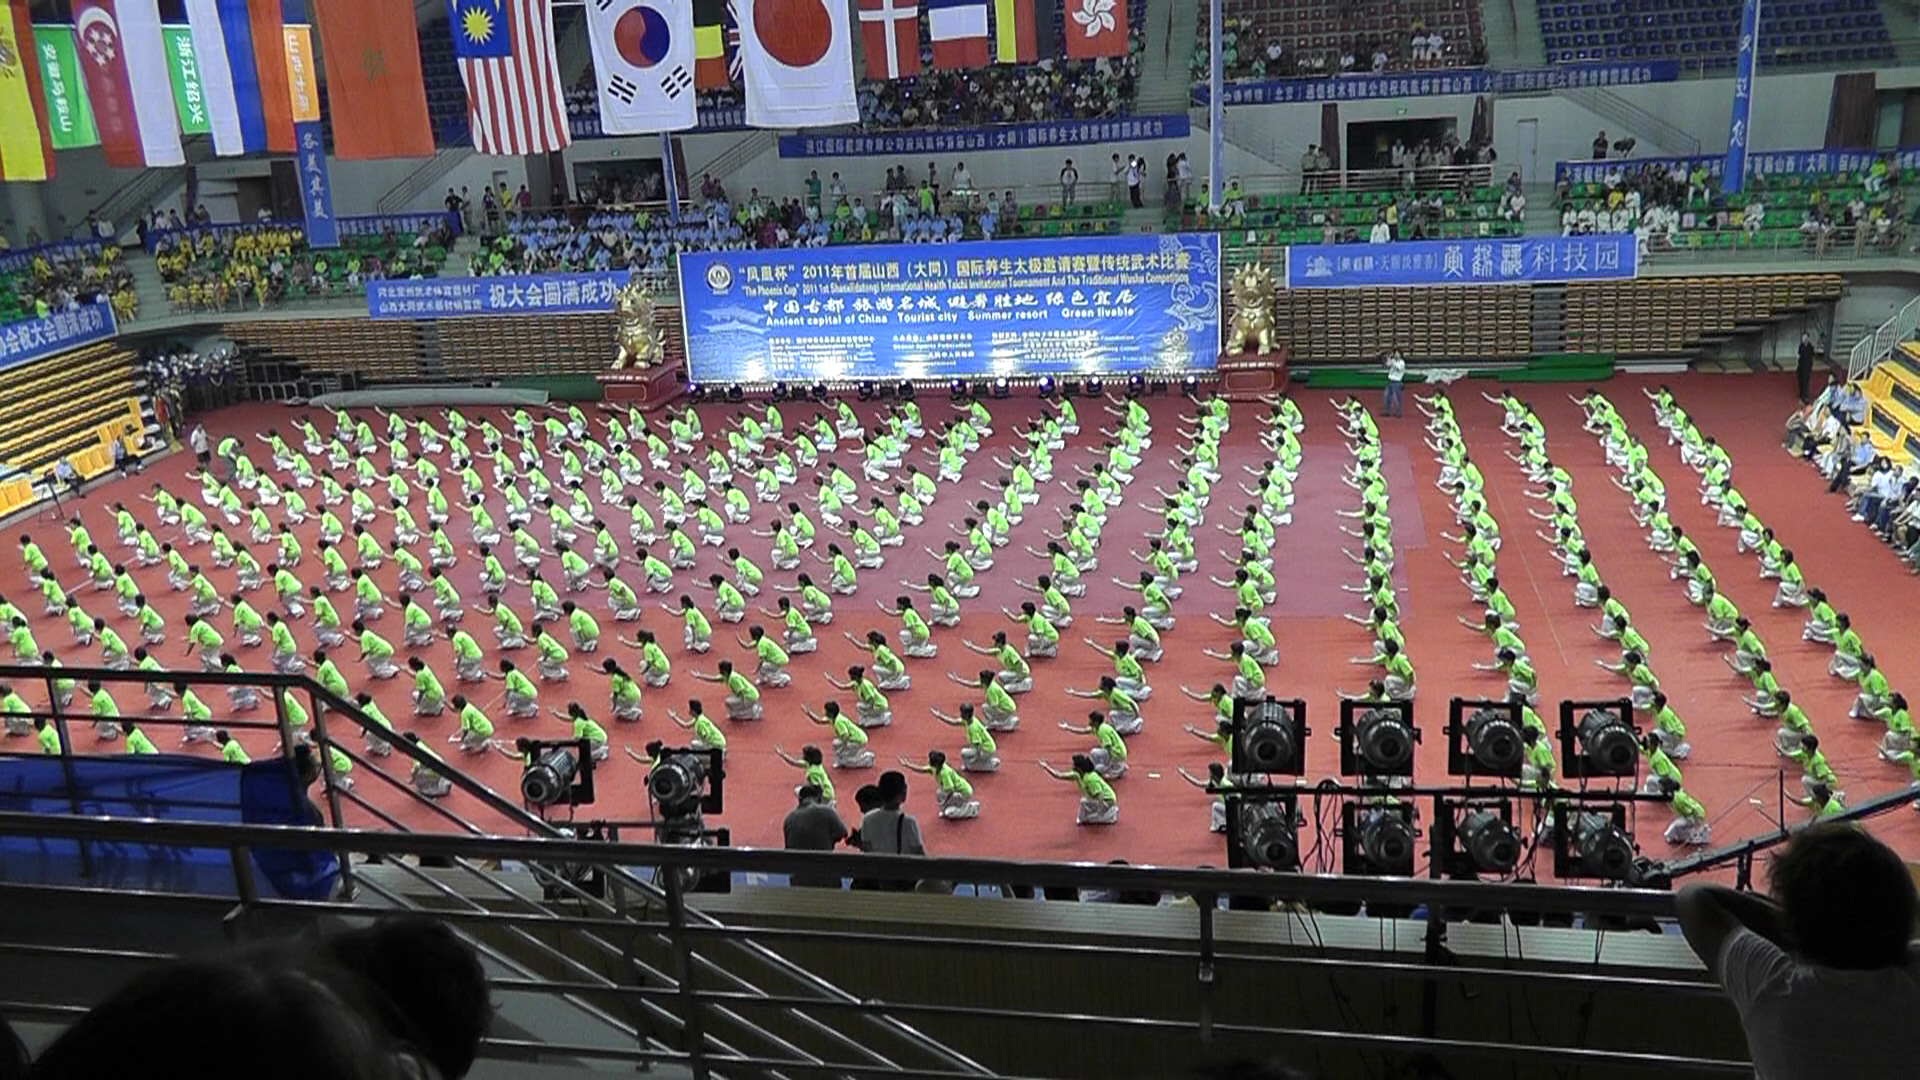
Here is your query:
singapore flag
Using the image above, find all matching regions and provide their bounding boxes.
[737,0,858,129]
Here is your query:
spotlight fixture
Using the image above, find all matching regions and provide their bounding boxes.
[1225,793,1302,871]
[896,380,915,400]
[809,382,829,401]
[1560,699,1638,779]
[725,383,745,403]
[1446,697,1524,778]
[1229,696,1308,776]
[1126,374,1146,399]
[686,383,706,401]
[771,381,791,402]
[857,380,877,401]
[949,378,968,401]
[1341,799,1418,878]
[992,377,1010,399]
[1038,376,1057,398]
[1338,698,1417,778]
[1082,377,1104,396]
[1181,375,1199,396]
[518,738,597,808]
[1148,379,1170,396]
[1551,803,1639,882]
[1432,797,1523,879]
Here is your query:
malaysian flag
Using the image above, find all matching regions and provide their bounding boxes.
[449,0,570,155]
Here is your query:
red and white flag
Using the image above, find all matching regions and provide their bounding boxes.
[453,0,571,155]
[1064,0,1127,58]
[72,0,184,167]
[856,0,919,80]
[927,0,987,68]
[738,0,857,129]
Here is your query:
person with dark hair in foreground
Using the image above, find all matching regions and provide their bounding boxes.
[1675,822,1920,1079]
[319,916,493,1080]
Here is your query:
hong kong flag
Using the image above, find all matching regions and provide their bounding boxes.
[1064,0,1127,58]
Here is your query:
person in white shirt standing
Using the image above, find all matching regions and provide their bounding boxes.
[1676,822,1920,1080]
[1383,350,1407,418]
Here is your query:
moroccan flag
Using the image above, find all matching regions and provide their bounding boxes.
[0,0,55,181]
[1064,0,1125,58]
[692,0,726,87]
[313,0,435,158]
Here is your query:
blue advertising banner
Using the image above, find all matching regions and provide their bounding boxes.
[1285,235,1637,290]
[571,104,747,138]
[0,300,118,373]
[1722,0,1762,195]
[1196,61,1679,107]
[367,273,627,319]
[777,116,1190,159]
[295,121,338,249]
[677,233,1222,383]
[1555,147,1920,186]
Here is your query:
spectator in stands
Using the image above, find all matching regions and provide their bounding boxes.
[783,783,849,887]
[1676,822,1920,1080]
[50,457,81,498]
[320,916,492,1080]
[855,769,924,886]
[1060,158,1079,206]
[1591,131,1609,160]
[1369,212,1390,245]
[1300,146,1320,194]
[1126,155,1144,208]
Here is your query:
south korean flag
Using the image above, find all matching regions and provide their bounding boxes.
[587,0,699,133]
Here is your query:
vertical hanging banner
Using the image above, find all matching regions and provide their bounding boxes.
[738,0,858,129]
[1722,0,1759,195]
[585,0,699,134]
[310,0,436,159]
[282,17,335,248]
[0,0,55,181]
[34,26,100,149]
[73,0,186,168]
[161,25,211,134]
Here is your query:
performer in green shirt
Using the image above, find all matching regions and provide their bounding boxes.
[1039,756,1119,825]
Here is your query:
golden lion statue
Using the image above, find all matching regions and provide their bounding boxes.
[611,274,665,370]
[1225,262,1277,357]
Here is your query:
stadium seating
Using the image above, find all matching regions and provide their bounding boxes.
[1564,273,1842,354]
[222,310,684,382]
[221,319,423,382]
[1540,0,1895,69]
[418,14,473,144]
[1267,285,1535,362]
[1175,185,1517,248]
[1200,0,1485,81]
[0,340,141,494]
[156,225,452,313]
[0,243,135,325]
[1861,342,1920,461]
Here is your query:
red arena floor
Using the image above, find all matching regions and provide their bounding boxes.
[3,371,1916,876]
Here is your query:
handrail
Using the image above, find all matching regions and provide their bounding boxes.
[1848,294,1920,380]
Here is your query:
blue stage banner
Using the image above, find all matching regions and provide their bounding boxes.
[1198,61,1678,107]
[1722,0,1761,194]
[0,300,117,373]
[777,116,1190,159]
[366,273,626,319]
[677,233,1222,382]
[1556,147,1920,186]
[1285,235,1637,290]
[295,121,338,249]
[571,104,747,139]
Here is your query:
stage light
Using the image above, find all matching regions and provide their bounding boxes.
[1182,375,1199,396]
[1126,374,1146,398]
[1353,803,1416,876]
[771,381,790,401]
[1562,699,1638,778]
[520,745,579,807]
[1082,377,1103,396]
[1038,376,1057,398]
[897,380,915,400]
[949,378,968,401]
[809,382,829,401]
[1458,809,1522,873]
[726,383,745,403]
[1448,698,1523,778]
[858,380,877,401]
[1149,379,1170,396]
[1228,796,1301,871]
[992,377,1010,399]
[1338,698,1416,778]
[1554,806,1637,881]
[649,751,711,816]
[686,383,705,401]
[1230,696,1308,776]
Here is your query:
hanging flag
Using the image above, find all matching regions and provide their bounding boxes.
[0,0,54,181]
[1063,0,1125,58]
[738,0,857,129]
[1722,0,1760,195]
[310,0,435,159]
[586,0,697,134]
[856,0,919,80]
[928,0,988,68]
[450,0,570,155]
[692,0,727,87]
[73,0,185,168]
[33,26,99,149]
[182,0,294,156]
[160,26,210,135]
[992,0,1038,63]
[279,9,336,247]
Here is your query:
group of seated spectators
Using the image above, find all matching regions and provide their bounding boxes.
[1195,11,1484,82]
[0,241,137,326]
[1556,155,1914,257]
[154,220,454,312]
[1793,378,1920,566]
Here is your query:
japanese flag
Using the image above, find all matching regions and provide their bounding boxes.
[737,0,857,129]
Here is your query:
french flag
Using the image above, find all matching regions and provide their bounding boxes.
[927,0,988,69]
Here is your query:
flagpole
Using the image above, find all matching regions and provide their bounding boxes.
[1207,0,1223,212]
[661,133,682,225]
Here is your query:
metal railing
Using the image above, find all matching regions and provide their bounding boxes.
[1848,293,1920,380]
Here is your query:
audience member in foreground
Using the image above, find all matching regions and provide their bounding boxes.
[1675,822,1920,1079]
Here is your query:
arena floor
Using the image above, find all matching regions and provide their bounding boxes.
[5,371,1917,878]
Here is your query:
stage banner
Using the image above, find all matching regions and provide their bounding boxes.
[778,114,1187,157]
[677,233,1221,383]
[367,273,627,318]
[1554,147,1919,187]
[0,300,118,373]
[1285,235,1636,290]
[1197,60,1679,107]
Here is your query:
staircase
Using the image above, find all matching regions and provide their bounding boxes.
[1557,87,1703,157]
[1531,282,1568,352]
[1138,0,1202,114]
[415,322,449,381]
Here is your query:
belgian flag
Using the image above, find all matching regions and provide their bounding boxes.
[694,0,732,88]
